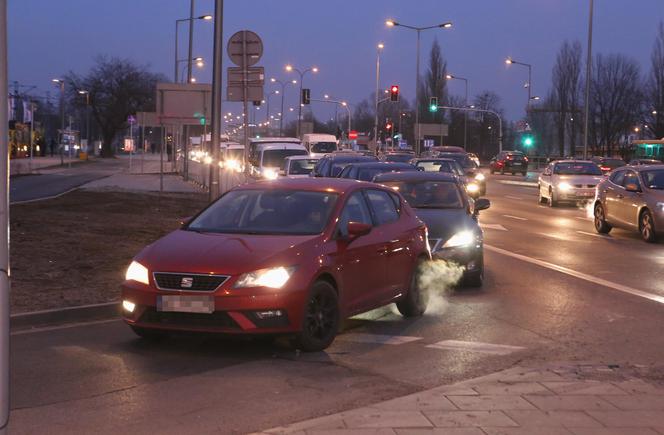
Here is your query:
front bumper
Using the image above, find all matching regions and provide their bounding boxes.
[121,281,309,335]
[431,244,483,273]
[557,188,595,201]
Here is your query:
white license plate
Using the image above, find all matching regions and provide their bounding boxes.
[157,295,214,313]
[512,162,522,165]
[578,192,594,197]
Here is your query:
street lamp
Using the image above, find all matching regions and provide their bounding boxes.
[445,73,469,149]
[270,77,298,136]
[374,42,384,147]
[285,64,318,137]
[52,78,65,162]
[266,90,280,129]
[505,57,533,110]
[174,15,212,83]
[178,57,205,83]
[387,18,453,155]
[78,90,90,154]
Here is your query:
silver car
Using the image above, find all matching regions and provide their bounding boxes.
[594,165,664,242]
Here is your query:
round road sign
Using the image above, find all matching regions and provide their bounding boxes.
[227,30,263,67]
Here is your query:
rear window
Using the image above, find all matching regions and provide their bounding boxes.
[262,149,309,169]
[554,162,603,175]
[311,142,337,153]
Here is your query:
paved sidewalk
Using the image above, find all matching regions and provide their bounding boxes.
[257,364,664,435]
[10,155,81,176]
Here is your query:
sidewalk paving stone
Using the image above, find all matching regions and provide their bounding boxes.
[599,394,664,410]
[503,410,602,428]
[394,429,485,435]
[523,395,619,411]
[586,410,664,428]
[542,381,628,396]
[372,393,458,412]
[472,382,553,396]
[422,410,518,428]
[568,428,662,435]
[482,427,573,435]
[342,410,433,429]
[307,429,397,435]
[447,395,536,411]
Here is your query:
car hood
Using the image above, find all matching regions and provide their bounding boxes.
[413,208,478,243]
[554,174,604,184]
[136,230,320,276]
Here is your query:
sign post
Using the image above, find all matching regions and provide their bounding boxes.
[127,114,136,172]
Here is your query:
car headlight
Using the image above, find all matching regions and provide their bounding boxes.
[125,261,149,285]
[442,230,475,249]
[557,181,572,192]
[234,266,296,289]
[657,202,664,211]
[263,168,279,180]
[466,183,480,194]
[475,173,485,181]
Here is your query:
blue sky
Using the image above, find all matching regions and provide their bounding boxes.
[7,0,664,122]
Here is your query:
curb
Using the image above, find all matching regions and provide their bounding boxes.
[10,301,120,331]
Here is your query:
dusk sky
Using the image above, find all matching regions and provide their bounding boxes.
[7,0,664,123]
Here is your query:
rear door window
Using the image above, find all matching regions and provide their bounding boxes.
[337,192,373,237]
[365,189,399,225]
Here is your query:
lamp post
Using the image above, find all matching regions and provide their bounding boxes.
[174,14,212,83]
[505,57,533,111]
[583,0,594,159]
[0,3,8,433]
[445,74,468,149]
[318,95,352,135]
[270,78,297,136]
[78,90,90,154]
[437,104,503,152]
[52,78,66,164]
[177,57,204,83]
[265,90,280,128]
[374,43,384,147]
[386,19,452,155]
[285,64,318,137]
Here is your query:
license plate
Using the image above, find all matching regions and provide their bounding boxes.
[579,192,594,197]
[512,162,522,166]
[157,295,214,313]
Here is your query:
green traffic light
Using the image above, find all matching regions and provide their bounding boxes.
[523,136,533,146]
[429,104,438,113]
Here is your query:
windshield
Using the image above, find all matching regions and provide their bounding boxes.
[311,142,337,153]
[439,153,476,169]
[381,181,464,209]
[357,166,413,181]
[641,170,664,189]
[262,149,309,169]
[188,189,338,235]
[601,158,625,168]
[554,162,603,175]
[384,154,413,163]
[288,159,318,175]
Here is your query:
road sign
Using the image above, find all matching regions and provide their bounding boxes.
[227,66,264,85]
[227,85,263,102]
[227,30,263,67]
[127,115,136,124]
[348,130,358,140]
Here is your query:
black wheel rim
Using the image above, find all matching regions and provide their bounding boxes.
[304,292,336,340]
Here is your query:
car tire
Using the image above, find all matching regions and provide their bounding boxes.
[548,188,558,207]
[640,209,657,243]
[594,203,612,234]
[130,325,169,340]
[462,255,484,288]
[396,259,429,317]
[292,281,340,352]
[538,186,547,204]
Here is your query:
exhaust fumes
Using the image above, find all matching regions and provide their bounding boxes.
[418,259,465,316]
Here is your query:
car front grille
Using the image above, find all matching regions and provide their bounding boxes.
[572,184,597,189]
[138,308,240,330]
[153,272,229,292]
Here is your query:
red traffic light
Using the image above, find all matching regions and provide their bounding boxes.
[385,122,393,130]
[390,85,399,102]
[391,85,399,93]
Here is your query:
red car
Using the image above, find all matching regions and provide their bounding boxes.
[121,178,430,351]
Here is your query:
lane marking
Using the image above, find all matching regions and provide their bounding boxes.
[11,318,121,336]
[498,180,538,188]
[504,195,523,200]
[485,244,664,305]
[576,216,592,221]
[481,223,508,231]
[426,340,525,355]
[503,214,528,221]
[339,333,423,345]
[576,230,607,238]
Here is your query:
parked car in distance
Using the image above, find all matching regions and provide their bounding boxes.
[311,153,378,178]
[591,157,626,174]
[337,162,417,182]
[629,159,662,166]
[301,133,338,158]
[538,160,604,207]
[121,178,431,351]
[594,165,664,242]
[374,171,490,287]
[284,155,320,178]
[489,151,528,175]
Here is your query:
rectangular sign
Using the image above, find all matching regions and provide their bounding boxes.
[227,85,264,102]
[227,66,265,85]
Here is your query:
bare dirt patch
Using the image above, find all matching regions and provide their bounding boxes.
[10,190,208,313]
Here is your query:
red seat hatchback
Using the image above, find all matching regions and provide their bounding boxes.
[121,178,430,351]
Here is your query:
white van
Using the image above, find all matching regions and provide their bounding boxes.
[302,134,338,158]
[251,142,309,179]
[220,142,244,172]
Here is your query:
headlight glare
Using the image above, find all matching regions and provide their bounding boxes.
[442,230,475,249]
[475,173,485,181]
[466,183,480,194]
[558,182,572,192]
[263,168,279,180]
[234,266,296,289]
[125,261,149,285]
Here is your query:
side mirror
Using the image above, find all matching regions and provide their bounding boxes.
[180,216,192,227]
[473,198,490,214]
[347,221,372,239]
[624,183,640,192]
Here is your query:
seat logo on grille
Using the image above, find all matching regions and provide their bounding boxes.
[180,277,194,288]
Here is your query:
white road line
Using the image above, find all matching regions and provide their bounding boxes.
[575,216,592,221]
[481,223,508,231]
[576,230,606,238]
[503,214,528,221]
[11,318,121,336]
[499,180,538,188]
[339,333,423,345]
[504,195,523,200]
[485,244,664,305]
[426,340,525,355]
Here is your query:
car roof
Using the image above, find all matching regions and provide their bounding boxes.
[344,162,414,169]
[257,143,307,150]
[626,164,664,171]
[324,154,377,162]
[552,159,595,164]
[284,155,319,161]
[250,137,300,143]
[412,158,457,163]
[239,176,382,195]
[373,171,459,182]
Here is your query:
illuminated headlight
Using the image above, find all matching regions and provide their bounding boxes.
[657,202,664,211]
[466,183,480,194]
[122,300,136,313]
[263,168,279,180]
[225,159,242,172]
[234,266,296,289]
[442,230,475,249]
[557,182,573,192]
[475,173,485,181]
[125,261,149,285]
[203,155,213,165]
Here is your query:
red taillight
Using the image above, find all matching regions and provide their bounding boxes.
[496,161,503,166]
[601,166,610,172]
[507,155,513,160]
[524,156,529,162]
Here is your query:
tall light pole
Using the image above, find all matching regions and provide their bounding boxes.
[315,96,351,134]
[265,90,279,126]
[270,77,297,136]
[583,0,594,159]
[505,57,533,111]
[52,78,65,164]
[78,90,90,154]
[445,74,468,149]
[386,19,452,155]
[285,64,318,137]
[174,14,212,83]
[0,2,9,433]
[209,0,223,200]
[374,43,384,147]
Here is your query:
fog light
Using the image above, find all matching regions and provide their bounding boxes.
[122,300,136,313]
[254,310,283,319]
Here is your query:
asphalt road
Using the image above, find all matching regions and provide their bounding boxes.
[8,172,664,434]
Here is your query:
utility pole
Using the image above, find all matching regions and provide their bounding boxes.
[583,0,594,159]
[209,0,223,199]
[187,0,195,83]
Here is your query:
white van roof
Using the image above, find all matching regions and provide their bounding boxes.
[302,134,337,142]
[257,143,307,151]
[250,137,301,144]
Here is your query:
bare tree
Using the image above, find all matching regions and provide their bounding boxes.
[418,38,447,124]
[472,91,504,158]
[66,56,166,157]
[645,21,664,139]
[590,53,642,156]
[550,40,583,156]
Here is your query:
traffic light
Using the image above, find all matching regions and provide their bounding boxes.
[301,88,310,105]
[385,120,393,131]
[429,97,438,112]
[390,85,399,102]
[252,100,261,107]
[522,134,534,147]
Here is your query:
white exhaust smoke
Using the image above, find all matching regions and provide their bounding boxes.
[417,259,465,316]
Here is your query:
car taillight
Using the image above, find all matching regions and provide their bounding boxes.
[507,155,513,160]
[524,156,529,162]
[601,166,610,172]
